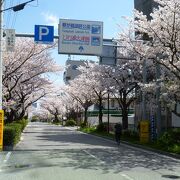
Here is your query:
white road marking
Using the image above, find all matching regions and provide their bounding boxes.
[121,173,135,180]
[3,151,12,163]
[0,151,12,172]
[83,150,105,164]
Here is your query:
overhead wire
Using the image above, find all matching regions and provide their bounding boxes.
[11,0,39,28]
[11,0,21,28]
[3,0,38,29]
[5,0,14,28]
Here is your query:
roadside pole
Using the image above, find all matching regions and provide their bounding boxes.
[156,57,161,137]
[142,58,147,120]
[0,0,3,110]
[0,1,3,151]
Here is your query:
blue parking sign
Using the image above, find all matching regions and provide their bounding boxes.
[34,25,54,44]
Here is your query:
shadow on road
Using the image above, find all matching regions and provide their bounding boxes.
[9,124,179,176]
[6,148,180,176]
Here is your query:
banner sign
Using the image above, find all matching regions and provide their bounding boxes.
[6,29,15,52]
[0,110,4,151]
[58,19,103,56]
[140,120,149,143]
[150,115,157,141]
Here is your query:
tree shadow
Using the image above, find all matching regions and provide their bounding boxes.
[10,125,180,177]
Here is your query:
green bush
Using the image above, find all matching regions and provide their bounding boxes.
[96,123,106,132]
[158,132,173,147]
[15,118,28,132]
[122,130,139,140]
[80,122,87,128]
[3,123,22,146]
[169,144,180,154]
[65,119,76,126]
[158,128,180,147]
[31,116,39,122]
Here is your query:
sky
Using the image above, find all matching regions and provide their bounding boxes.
[3,0,134,85]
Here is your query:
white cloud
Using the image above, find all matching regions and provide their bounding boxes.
[41,12,59,29]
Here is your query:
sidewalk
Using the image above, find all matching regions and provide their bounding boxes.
[79,130,180,160]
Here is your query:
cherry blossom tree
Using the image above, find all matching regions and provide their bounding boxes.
[118,0,180,117]
[78,62,108,125]
[102,59,143,129]
[3,38,61,123]
[64,73,95,125]
[40,95,65,123]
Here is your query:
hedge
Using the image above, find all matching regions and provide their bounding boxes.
[15,118,28,132]
[3,123,22,146]
[3,119,28,147]
[65,119,76,126]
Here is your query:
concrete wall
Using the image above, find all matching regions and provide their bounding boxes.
[63,60,87,83]
[88,115,135,130]
[172,103,180,127]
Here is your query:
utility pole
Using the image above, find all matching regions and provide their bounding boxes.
[156,57,161,137]
[0,0,3,109]
[142,58,147,120]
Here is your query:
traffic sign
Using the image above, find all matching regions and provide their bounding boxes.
[34,25,54,44]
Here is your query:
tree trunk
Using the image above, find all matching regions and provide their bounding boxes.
[17,109,25,121]
[122,107,128,130]
[5,109,16,124]
[84,107,88,125]
[54,114,59,123]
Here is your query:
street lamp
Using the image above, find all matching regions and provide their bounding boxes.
[0,0,35,110]
[0,0,35,12]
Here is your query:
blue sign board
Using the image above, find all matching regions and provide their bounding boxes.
[34,25,54,44]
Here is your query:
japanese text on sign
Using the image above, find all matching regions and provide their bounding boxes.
[6,29,15,52]
[58,19,103,56]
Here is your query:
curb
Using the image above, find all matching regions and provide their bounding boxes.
[121,140,180,160]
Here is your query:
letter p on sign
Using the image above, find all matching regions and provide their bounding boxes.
[34,25,54,44]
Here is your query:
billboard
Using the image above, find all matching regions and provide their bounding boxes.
[58,19,103,56]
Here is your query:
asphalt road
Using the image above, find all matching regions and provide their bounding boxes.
[0,122,180,180]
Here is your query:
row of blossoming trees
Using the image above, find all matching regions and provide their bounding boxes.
[62,0,179,130]
[3,38,61,123]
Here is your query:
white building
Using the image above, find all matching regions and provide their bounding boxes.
[63,59,88,84]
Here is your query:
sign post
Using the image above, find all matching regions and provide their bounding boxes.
[0,110,4,151]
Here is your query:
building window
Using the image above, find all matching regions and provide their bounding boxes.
[72,65,78,70]
[66,76,71,81]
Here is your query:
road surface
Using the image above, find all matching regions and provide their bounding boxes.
[0,122,180,180]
